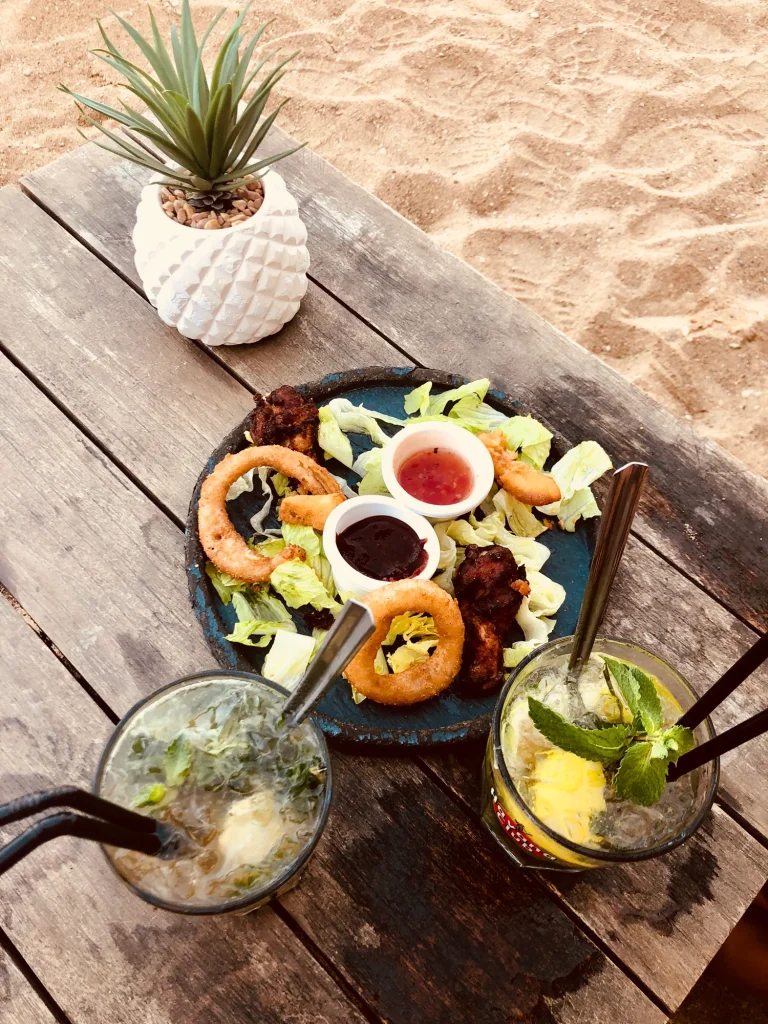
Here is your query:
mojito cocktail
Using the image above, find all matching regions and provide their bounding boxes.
[482,637,718,870]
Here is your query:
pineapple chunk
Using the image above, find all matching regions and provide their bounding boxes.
[528,750,606,846]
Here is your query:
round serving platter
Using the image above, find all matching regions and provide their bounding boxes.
[185,366,596,749]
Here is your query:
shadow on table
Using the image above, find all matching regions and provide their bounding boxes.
[671,884,768,1023]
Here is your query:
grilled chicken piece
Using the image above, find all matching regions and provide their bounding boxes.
[250,385,322,461]
[453,544,530,694]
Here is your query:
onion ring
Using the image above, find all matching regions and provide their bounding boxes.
[199,445,341,583]
[344,579,465,705]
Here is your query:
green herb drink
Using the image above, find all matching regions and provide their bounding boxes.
[95,671,330,913]
[482,638,718,870]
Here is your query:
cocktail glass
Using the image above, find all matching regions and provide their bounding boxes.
[94,670,332,914]
[482,637,718,871]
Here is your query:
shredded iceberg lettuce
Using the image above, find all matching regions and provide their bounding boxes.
[324,397,403,445]
[248,537,286,558]
[226,467,256,501]
[516,596,555,642]
[537,440,612,532]
[271,472,293,497]
[526,570,566,618]
[269,560,340,612]
[205,562,248,604]
[353,448,390,496]
[403,381,432,416]
[249,467,278,537]
[318,406,354,468]
[492,488,547,539]
[262,630,317,690]
[447,394,509,433]
[225,590,296,648]
[503,639,545,668]
[426,378,490,416]
[499,416,553,470]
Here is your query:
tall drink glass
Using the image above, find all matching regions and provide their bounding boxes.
[482,637,718,871]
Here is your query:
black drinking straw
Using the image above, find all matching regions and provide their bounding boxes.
[666,631,768,783]
[676,631,768,731]
[668,706,768,782]
[0,787,184,878]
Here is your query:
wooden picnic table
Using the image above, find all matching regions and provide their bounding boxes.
[1,129,767,1024]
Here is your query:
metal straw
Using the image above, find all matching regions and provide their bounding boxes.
[568,462,649,680]
[280,599,376,730]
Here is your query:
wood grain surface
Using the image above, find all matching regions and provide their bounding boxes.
[0,953,56,1024]
[2,183,766,1010]
[0,596,368,1024]
[0,354,666,1022]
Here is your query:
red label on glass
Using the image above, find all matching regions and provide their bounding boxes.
[491,786,557,860]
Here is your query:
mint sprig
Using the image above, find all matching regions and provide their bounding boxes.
[526,659,695,807]
[528,699,632,763]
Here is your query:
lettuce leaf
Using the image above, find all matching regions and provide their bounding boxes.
[271,472,293,497]
[380,612,438,673]
[318,406,354,468]
[205,562,248,604]
[445,511,551,572]
[516,596,555,642]
[537,441,612,532]
[249,467,277,537]
[492,488,547,539]
[269,560,340,612]
[403,381,432,416]
[427,378,490,416]
[226,467,256,501]
[325,397,404,445]
[447,394,509,433]
[353,448,390,496]
[499,416,553,470]
[526,570,566,618]
[281,524,337,597]
[248,537,286,558]
[503,639,545,668]
[262,630,317,690]
[225,590,296,647]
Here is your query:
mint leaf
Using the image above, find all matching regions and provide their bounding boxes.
[656,724,695,763]
[163,733,192,787]
[528,698,632,763]
[132,783,167,808]
[604,658,663,735]
[615,742,668,806]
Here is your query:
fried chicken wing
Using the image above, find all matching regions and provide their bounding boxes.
[251,385,322,461]
[453,544,530,694]
[478,430,561,507]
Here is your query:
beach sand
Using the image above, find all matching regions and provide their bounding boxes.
[1,0,766,474]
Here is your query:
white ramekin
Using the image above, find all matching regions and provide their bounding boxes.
[380,422,495,521]
[322,495,440,598]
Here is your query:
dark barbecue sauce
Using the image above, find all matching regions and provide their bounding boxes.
[337,516,428,581]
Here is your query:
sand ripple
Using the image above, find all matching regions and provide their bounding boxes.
[2,0,766,474]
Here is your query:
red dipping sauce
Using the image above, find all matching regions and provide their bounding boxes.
[397,447,473,505]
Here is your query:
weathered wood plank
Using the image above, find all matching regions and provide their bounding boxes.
[15,154,407,390]
[0,954,56,1024]
[2,184,766,1008]
[22,143,768,634]
[0,594,368,1024]
[0,359,663,1021]
[424,531,768,1008]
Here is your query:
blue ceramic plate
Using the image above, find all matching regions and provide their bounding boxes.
[185,367,596,749]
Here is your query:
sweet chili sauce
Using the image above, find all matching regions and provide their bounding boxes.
[397,447,473,505]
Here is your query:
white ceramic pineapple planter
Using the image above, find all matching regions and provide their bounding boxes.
[133,169,309,347]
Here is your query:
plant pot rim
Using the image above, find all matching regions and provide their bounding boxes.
[149,169,276,233]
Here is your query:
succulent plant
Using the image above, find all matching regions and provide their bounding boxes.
[59,0,303,199]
